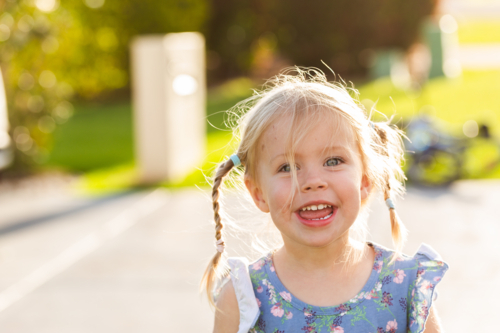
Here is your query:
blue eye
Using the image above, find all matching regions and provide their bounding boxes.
[279,164,291,172]
[325,157,342,167]
[278,163,299,172]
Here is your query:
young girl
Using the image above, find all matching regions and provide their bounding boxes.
[203,68,448,333]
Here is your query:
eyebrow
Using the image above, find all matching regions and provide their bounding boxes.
[270,145,350,163]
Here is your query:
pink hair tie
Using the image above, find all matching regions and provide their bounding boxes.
[216,238,225,253]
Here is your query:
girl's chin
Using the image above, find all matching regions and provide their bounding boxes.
[294,209,336,228]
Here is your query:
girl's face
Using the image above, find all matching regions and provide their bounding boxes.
[245,114,371,250]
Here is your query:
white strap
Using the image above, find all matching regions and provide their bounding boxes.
[228,258,260,333]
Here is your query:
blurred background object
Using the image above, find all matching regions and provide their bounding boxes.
[131,33,205,184]
[424,14,462,79]
[404,114,464,186]
[0,69,13,171]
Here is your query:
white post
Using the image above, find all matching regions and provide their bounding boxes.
[0,69,13,170]
[131,33,205,183]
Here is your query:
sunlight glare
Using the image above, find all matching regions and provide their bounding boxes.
[172,74,198,96]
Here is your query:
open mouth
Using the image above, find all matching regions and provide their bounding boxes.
[297,204,335,221]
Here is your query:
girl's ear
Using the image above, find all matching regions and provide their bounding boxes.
[244,176,270,213]
[360,174,372,201]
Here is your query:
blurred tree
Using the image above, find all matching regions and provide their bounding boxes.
[206,0,439,81]
[0,0,207,171]
[0,0,70,170]
[205,0,259,82]
[59,0,207,99]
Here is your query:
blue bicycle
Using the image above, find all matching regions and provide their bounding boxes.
[404,116,465,186]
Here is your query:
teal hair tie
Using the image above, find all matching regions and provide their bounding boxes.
[385,198,395,210]
[230,154,241,167]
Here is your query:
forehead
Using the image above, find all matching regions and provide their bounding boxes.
[259,109,358,155]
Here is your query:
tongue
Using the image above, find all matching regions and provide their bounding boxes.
[299,207,334,220]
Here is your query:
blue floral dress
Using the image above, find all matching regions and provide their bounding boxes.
[220,242,448,333]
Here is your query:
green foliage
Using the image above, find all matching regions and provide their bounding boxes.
[1,0,208,170]
[57,0,208,98]
[1,1,73,170]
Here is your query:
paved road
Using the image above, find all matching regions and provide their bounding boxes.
[0,178,499,332]
[460,44,500,69]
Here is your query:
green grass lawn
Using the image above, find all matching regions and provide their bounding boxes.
[45,78,254,193]
[358,70,500,136]
[47,103,134,171]
[458,20,500,44]
[47,78,254,172]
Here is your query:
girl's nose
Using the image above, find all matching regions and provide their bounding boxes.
[301,174,328,192]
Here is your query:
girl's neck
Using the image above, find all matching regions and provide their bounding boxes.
[270,236,376,307]
[274,235,367,274]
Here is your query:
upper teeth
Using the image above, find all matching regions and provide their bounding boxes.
[301,204,332,211]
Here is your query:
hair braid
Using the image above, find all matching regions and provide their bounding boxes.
[201,157,237,306]
[374,123,407,262]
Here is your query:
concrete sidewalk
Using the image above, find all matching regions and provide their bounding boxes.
[0,179,498,332]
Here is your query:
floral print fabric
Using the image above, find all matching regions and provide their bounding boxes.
[247,243,448,333]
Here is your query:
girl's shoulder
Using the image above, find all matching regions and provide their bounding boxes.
[370,242,449,332]
[213,257,261,333]
[371,241,449,278]
[369,241,449,296]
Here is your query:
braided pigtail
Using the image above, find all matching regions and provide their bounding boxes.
[201,155,240,306]
[373,122,407,263]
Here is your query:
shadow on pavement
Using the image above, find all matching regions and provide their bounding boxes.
[0,191,135,238]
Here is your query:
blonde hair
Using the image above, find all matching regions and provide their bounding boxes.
[201,67,407,304]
